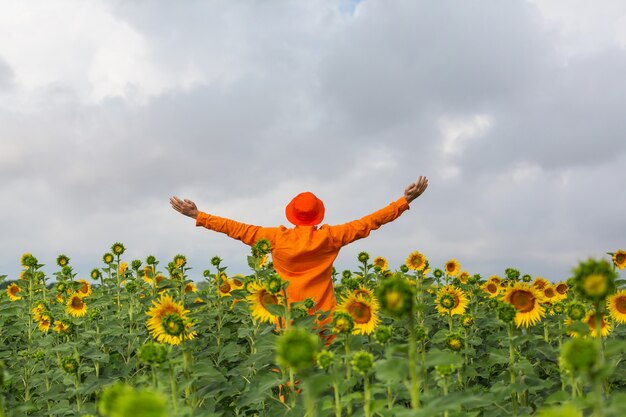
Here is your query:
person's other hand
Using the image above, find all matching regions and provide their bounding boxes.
[404,176,428,204]
[170,196,199,219]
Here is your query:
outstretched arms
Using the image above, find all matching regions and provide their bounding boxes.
[404,176,428,204]
[170,196,199,219]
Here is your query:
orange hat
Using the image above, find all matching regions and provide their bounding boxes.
[285,192,325,226]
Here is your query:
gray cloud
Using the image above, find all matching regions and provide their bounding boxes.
[1,0,625,284]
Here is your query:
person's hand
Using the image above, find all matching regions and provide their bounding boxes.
[404,176,428,204]
[170,196,199,219]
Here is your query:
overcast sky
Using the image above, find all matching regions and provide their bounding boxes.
[1,0,625,283]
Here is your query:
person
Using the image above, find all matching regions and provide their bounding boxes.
[170,176,428,322]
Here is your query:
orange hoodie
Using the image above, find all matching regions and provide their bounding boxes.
[195,196,410,318]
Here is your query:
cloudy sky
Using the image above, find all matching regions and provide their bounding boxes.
[1,0,625,283]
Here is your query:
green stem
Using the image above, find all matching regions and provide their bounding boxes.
[170,362,178,414]
[409,314,421,409]
[303,377,317,417]
[364,374,371,417]
[333,381,342,417]
[508,324,518,417]
[443,374,449,417]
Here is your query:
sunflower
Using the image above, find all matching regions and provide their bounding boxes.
[258,255,269,269]
[607,289,626,324]
[488,275,501,285]
[373,256,388,271]
[66,294,87,317]
[118,262,128,276]
[76,279,92,298]
[613,249,626,270]
[218,277,233,297]
[531,277,550,290]
[246,282,282,324]
[444,259,460,277]
[337,293,380,335]
[37,313,53,333]
[146,293,196,345]
[435,285,469,316]
[457,271,470,284]
[32,301,49,321]
[143,266,154,285]
[184,282,197,294]
[482,280,501,298]
[7,283,22,301]
[53,319,74,335]
[349,286,375,302]
[56,254,70,267]
[541,285,558,303]
[231,274,245,290]
[554,282,569,302]
[502,282,545,328]
[406,251,427,271]
[567,312,612,338]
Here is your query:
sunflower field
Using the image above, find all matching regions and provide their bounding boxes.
[1,244,625,417]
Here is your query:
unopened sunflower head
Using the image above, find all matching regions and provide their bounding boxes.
[276,327,318,372]
[56,254,70,267]
[373,325,393,344]
[376,276,415,318]
[351,351,374,375]
[60,356,79,375]
[103,252,114,264]
[559,338,598,374]
[111,242,126,256]
[570,258,616,303]
[445,333,465,351]
[138,341,168,365]
[316,350,335,370]
[265,275,283,295]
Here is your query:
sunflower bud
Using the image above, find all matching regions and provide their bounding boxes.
[357,252,370,263]
[505,268,520,281]
[303,298,315,310]
[103,253,114,264]
[376,277,415,317]
[60,356,79,375]
[374,325,392,344]
[138,342,168,365]
[276,327,318,372]
[351,351,374,375]
[445,333,465,351]
[316,350,335,370]
[111,242,126,256]
[435,364,456,377]
[131,259,142,270]
[497,303,517,324]
[90,268,102,280]
[210,256,222,267]
[173,255,186,269]
[56,254,70,267]
[265,275,283,295]
[559,338,598,374]
[567,302,587,321]
[571,258,616,303]
[461,314,475,329]
[433,268,444,279]
[146,255,157,265]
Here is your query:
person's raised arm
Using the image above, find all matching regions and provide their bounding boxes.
[170,196,277,246]
[329,176,429,247]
